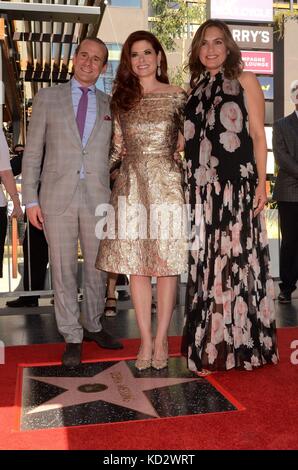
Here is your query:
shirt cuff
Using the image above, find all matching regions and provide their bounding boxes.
[26,201,39,209]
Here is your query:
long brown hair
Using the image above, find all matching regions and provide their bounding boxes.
[111,30,169,114]
[188,19,243,88]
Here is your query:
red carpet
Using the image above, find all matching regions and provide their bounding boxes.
[0,329,297,450]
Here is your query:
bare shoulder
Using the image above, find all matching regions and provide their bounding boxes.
[238,71,259,90]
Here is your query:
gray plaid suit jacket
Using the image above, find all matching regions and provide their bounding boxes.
[22,81,112,214]
[272,111,298,202]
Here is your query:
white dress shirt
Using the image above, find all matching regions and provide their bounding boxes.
[0,128,12,207]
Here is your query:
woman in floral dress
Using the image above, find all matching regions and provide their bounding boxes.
[182,19,278,374]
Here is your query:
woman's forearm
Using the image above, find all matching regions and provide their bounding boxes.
[0,169,20,202]
[253,135,267,185]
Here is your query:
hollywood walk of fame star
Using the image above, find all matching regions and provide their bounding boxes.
[26,361,199,418]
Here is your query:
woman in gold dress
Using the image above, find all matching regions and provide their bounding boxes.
[96,31,188,371]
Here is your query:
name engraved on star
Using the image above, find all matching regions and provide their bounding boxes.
[77,383,108,393]
[110,371,133,402]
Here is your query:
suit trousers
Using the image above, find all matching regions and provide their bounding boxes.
[22,221,48,300]
[278,201,298,294]
[43,181,107,343]
[0,206,7,278]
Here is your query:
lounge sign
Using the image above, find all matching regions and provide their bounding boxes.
[228,25,273,49]
[209,0,273,23]
[241,51,273,74]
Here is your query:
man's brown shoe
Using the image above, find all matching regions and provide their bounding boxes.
[62,343,82,367]
[83,329,123,349]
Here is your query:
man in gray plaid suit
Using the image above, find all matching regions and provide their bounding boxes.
[273,80,298,304]
[22,38,123,367]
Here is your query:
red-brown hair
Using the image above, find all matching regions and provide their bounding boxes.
[111,30,169,114]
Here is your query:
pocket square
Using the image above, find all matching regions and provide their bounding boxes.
[104,115,112,121]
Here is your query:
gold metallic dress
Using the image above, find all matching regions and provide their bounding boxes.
[96,91,188,276]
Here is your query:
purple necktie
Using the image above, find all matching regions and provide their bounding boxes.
[76,87,89,140]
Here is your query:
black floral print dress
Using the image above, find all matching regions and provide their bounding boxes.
[183,71,279,372]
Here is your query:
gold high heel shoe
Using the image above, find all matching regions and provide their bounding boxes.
[135,357,152,371]
[135,345,152,371]
[152,341,168,370]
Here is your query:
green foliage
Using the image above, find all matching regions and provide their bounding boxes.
[168,65,186,87]
[150,0,206,51]
[274,9,298,37]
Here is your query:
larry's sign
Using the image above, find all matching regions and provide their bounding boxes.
[228,25,273,49]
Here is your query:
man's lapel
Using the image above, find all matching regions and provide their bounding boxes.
[59,81,82,147]
[86,89,108,147]
[287,111,297,129]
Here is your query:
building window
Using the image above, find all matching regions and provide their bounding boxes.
[109,0,141,7]
[96,43,122,95]
[187,23,199,38]
[97,60,119,95]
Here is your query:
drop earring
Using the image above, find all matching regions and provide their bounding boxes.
[157,64,161,77]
